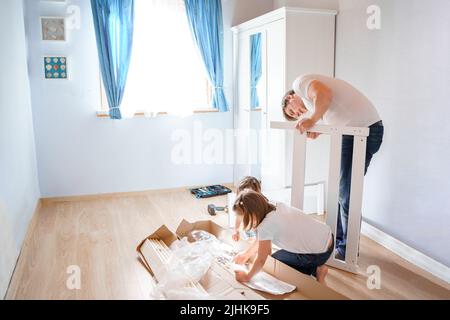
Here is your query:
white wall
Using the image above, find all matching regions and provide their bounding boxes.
[336,0,450,266]
[223,0,274,27]
[24,0,273,198]
[0,0,41,298]
[273,0,339,10]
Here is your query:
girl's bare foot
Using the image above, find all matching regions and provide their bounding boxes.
[316,265,328,284]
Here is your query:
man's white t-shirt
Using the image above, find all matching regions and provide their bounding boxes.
[257,202,332,254]
[293,74,381,127]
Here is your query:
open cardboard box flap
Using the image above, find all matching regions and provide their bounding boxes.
[137,219,348,300]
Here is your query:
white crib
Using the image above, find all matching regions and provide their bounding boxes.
[271,121,370,274]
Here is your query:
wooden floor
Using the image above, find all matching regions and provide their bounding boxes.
[6,189,450,300]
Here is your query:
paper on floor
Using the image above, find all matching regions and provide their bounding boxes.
[231,264,296,295]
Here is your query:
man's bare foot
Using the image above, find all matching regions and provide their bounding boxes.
[316,265,328,285]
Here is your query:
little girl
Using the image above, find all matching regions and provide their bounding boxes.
[232,176,262,242]
[233,190,334,284]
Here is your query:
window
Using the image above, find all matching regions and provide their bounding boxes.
[100,0,213,117]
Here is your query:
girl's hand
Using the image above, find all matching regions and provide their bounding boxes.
[235,270,251,283]
[233,253,249,265]
[232,231,240,242]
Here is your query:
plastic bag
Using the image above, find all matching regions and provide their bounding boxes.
[156,240,213,295]
[190,230,219,242]
[191,230,238,265]
[154,230,238,299]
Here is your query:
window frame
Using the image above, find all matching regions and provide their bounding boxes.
[98,77,217,118]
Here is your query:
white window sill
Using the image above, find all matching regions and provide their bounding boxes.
[96,109,220,118]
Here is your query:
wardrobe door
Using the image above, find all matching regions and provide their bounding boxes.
[248,30,267,181]
[261,19,286,191]
[233,31,251,185]
[284,11,336,205]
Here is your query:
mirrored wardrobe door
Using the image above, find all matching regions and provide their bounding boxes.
[248,31,266,181]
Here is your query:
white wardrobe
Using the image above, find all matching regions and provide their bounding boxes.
[232,7,337,209]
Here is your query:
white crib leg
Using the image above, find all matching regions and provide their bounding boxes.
[325,133,342,245]
[345,136,367,267]
[290,130,307,210]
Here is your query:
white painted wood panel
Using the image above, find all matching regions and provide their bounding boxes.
[345,136,367,267]
[290,131,307,209]
[233,33,251,183]
[262,19,287,190]
[272,121,369,274]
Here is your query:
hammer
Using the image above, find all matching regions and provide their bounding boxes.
[208,204,228,216]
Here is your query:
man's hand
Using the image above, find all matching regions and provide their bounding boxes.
[307,132,321,140]
[296,118,316,134]
[235,270,251,283]
[233,253,249,265]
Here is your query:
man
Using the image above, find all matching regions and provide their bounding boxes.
[281,74,384,259]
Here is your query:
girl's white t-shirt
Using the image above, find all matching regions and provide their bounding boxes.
[293,74,381,127]
[257,202,332,254]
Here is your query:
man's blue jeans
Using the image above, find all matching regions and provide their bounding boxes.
[336,121,384,258]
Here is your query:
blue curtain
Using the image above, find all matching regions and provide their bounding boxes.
[185,0,228,112]
[91,0,135,120]
[250,33,262,109]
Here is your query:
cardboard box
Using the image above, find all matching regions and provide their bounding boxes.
[137,219,348,300]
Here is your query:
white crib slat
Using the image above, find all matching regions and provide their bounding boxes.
[345,136,367,267]
[290,131,307,210]
[325,133,342,242]
[316,183,325,215]
[271,122,369,137]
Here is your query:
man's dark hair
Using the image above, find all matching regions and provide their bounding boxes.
[281,89,298,121]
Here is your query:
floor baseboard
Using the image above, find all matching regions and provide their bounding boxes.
[361,221,450,285]
[41,183,235,204]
